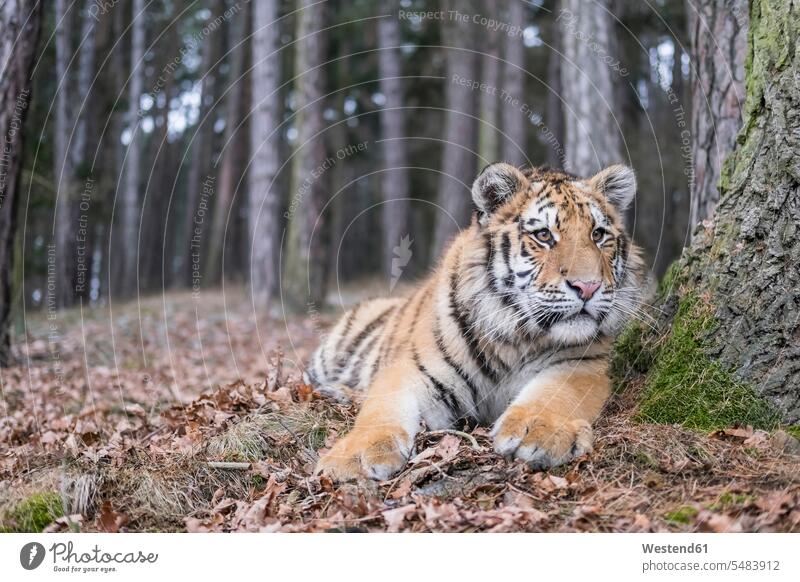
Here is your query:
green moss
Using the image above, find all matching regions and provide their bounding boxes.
[0,492,63,533]
[664,506,699,525]
[709,492,754,512]
[611,323,653,390]
[783,425,800,439]
[657,261,684,299]
[636,294,779,431]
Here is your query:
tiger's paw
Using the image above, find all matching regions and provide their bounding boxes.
[491,406,593,470]
[316,425,411,481]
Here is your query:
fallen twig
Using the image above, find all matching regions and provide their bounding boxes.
[422,429,481,450]
[207,461,251,470]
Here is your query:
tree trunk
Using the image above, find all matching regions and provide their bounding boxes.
[378,0,410,281]
[545,6,565,169]
[54,0,75,308]
[651,0,800,424]
[141,3,179,293]
[478,0,501,167]
[248,0,283,309]
[500,0,527,167]
[558,0,622,175]
[208,1,250,285]
[54,0,98,307]
[118,0,145,297]
[284,0,329,312]
[432,0,479,258]
[0,0,42,365]
[687,0,747,235]
[182,0,224,289]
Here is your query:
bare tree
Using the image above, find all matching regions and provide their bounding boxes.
[248,0,283,309]
[117,0,146,296]
[208,1,251,285]
[284,0,329,312]
[501,0,527,167]
[182,0,224,287]
[432,0,479,257]
[54,0,98,307]
[377,1,410,281]
[0,0,42,364]
[53,0,74,307]
[478,0,501,166]
[559,0,622,175]
[687,0,747,234]
[545,4,565,169]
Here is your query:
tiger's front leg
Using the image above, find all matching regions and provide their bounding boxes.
[491,359,610,470]
[316,359,425,481]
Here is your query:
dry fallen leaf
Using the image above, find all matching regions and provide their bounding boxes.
[382,504,416,532]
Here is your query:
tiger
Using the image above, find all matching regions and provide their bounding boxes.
[306,162,648,481]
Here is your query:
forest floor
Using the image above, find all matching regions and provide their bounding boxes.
[1,286,799,532]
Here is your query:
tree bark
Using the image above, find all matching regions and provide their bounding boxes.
[0,0,42,365]
[54,0,98,307]
[182,0,224,289]
[500,0,526,167]
[432,0,479,258]
[558,0,623,175]
[545,6,565,169]
[118,0,146,297]
[54,0,75,308]
[284,0,329,312]
[378,0,410,281]
[208,1,250,285]
[248,0,283,309]
[663,0,800,422]
[687,0,747,235]
[478,0,501,167]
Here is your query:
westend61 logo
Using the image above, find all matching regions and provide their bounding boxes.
[19,541,158,574]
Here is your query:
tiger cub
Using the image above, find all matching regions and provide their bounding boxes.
[307,163,647,481]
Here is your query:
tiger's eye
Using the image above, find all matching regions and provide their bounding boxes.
[534,229,552,243]
[592,227,605,242]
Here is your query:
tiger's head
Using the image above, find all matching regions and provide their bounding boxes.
[471,162,647,346]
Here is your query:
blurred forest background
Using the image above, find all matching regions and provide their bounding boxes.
[3,0,739,331]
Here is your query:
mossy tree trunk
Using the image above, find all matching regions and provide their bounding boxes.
[643,0,800,425]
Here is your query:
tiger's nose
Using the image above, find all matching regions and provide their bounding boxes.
[566,279,601,301]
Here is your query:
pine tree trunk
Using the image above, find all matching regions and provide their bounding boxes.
[688,0,748,235]
[141,4,178,293]
[54,0,98,307]
[478,0,501,167]
[182,0,224,288]
[656,0,800,423]
[208,2,250,285]
[248,0,283,309]
[378,0,410,280]
[0,0,42,365]
[118,0,145,297]
[500,0,526,167]
[545,8,565,169]
[54,0,75,308]
[559,0,622,175]
[432,0,479,258]
[284,0,329,312]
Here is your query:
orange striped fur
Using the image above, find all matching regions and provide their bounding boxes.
[307,163,648,480]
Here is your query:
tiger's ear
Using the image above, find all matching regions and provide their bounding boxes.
[471,163,526,218]
[589,165,636,211]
